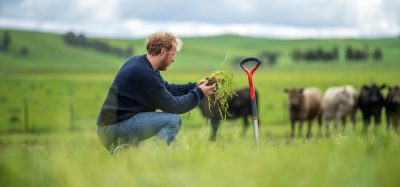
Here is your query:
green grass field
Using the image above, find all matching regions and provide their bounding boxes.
[0,29,400,187]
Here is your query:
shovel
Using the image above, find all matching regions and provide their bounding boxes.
[240,57,261,145]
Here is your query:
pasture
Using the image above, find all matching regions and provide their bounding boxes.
[1,29,400,187]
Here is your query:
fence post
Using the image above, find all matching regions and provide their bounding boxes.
[23,98,29,131]
[70,102,74,131]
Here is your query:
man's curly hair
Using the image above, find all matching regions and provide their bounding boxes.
[145,32,182,56]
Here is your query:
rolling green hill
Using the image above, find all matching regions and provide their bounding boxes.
[1,29,399,73]
[0,28,399,132]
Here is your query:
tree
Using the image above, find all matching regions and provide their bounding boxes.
[373,48,383,63]
[2,31,11,51]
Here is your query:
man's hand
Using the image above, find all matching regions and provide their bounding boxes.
[198,80,216,96]
[196,79,207,86]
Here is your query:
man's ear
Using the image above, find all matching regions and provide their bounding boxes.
[161,47,168,55]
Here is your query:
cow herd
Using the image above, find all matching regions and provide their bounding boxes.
[198,84,400,141]
[285,84,400,138]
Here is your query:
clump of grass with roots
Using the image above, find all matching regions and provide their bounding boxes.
[204,51,237,119]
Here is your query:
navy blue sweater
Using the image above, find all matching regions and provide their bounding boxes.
[97,54,204,126]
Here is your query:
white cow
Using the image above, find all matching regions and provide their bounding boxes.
[321,85,357,136]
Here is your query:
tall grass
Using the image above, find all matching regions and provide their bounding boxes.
[1,127,400,187]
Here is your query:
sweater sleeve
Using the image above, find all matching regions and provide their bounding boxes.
[164,81,197,96]
[147,84,204,114]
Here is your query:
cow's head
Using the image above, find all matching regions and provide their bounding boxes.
[360,83,386,104]
[284,88,304,111]
[387,85,400,104]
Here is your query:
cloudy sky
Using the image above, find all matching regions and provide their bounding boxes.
[0,0,399,38]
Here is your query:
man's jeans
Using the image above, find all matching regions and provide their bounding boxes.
[97,112,182,153]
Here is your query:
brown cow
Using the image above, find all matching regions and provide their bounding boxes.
[284,87,322,138]
[386,85,400,132]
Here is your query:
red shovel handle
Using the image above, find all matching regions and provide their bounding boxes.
[240,57,261,100]
[240,56,261,76]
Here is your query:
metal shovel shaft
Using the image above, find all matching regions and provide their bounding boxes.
[251,99,260,144]
[240,56,261,145]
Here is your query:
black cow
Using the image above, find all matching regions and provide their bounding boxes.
[385,85,400,132]
[198,88,258,141]
[358,83,386,133]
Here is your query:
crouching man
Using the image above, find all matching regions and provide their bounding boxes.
[97,32,216,153]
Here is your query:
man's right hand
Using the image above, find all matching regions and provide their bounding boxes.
[198,80,216,96]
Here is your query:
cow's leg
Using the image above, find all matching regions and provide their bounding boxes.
[325,117,330,138]
[350,111,356,131]
[376,113,382,127]
[393,115,399,133]
[362,115,371,134]
[334,114,340,134]
[318,114,323,137]
[298,120,303,138]
[209,119,220,141]
[385,109,391,130]
[374,111,382,132]
[341,115,347,133]
[306,120,312,138]
[241,116,250,137]
[290,119,295,138]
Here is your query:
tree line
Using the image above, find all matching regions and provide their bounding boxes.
[63,32,134,57]
[291,46,383,63]
[230,44,384,69]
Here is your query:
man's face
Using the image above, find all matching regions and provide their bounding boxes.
[159,43,177,71]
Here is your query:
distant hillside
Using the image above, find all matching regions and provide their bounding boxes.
[0,29,399,73]
[0,29,143,73]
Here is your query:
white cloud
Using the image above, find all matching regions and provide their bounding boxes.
[3,17,395,39]
[76,0,120,23]
[0,0,398,38]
